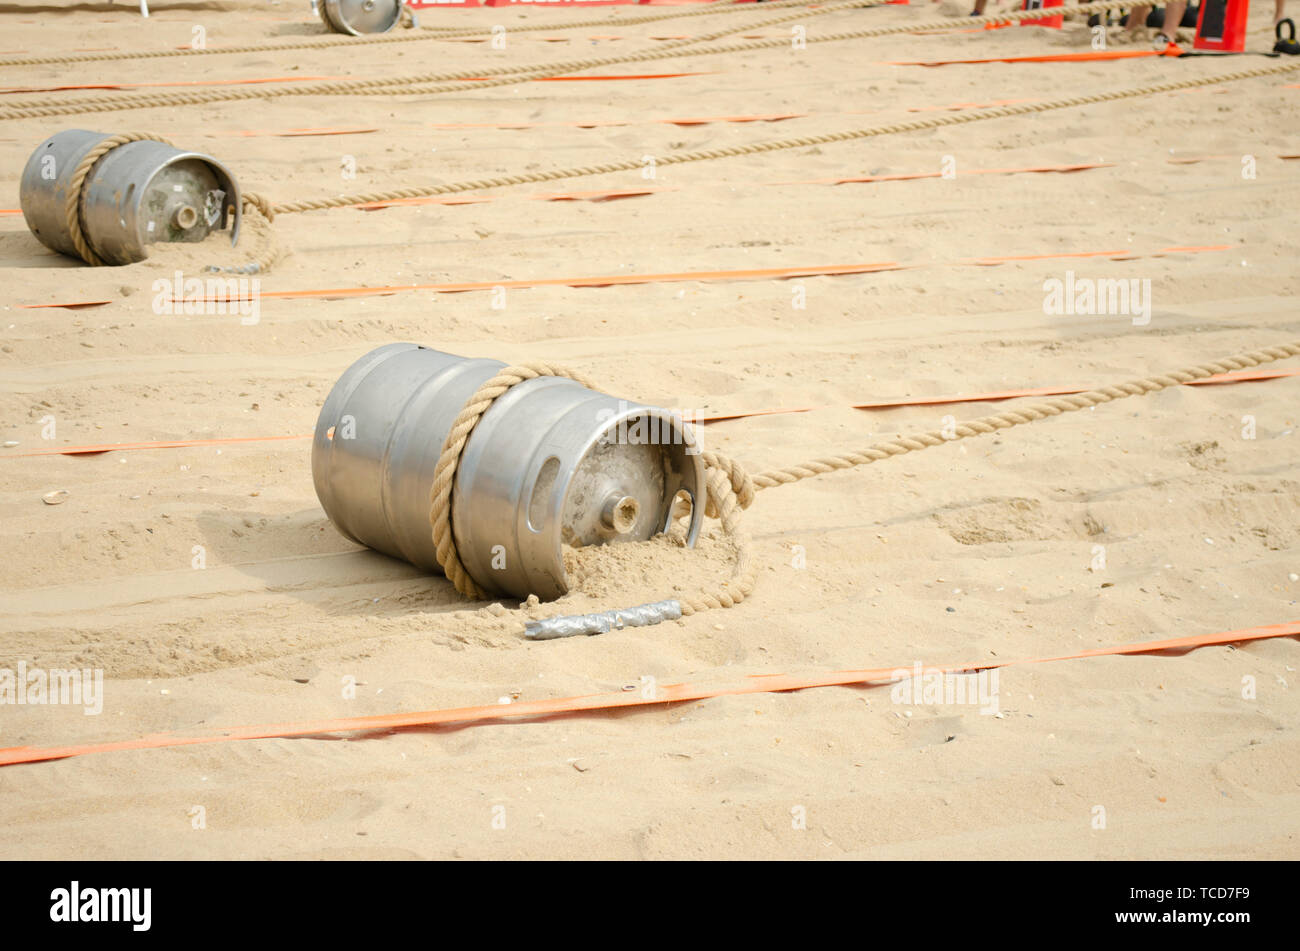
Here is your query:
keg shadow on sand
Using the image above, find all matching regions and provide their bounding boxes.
[0,231,80,269]
[192,508,471,618]
[268,22,334,37]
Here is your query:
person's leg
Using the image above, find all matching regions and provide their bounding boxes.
[1127,5,1152,34]
[1277,0,1287,25]
[972,0,987,15]
[1158,1,1187,40]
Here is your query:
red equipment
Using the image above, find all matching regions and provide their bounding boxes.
[1194,0,1250,51]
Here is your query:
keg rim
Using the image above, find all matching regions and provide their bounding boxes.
[321,0,403,35]
[555,401,706,553]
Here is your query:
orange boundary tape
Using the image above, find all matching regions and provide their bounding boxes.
[888,47,1185,66]
[5,245,1209,311]
[464,71,714,81]
[212,127,381,138]
[689,368,1300,422]
[0,73,711,95]
[5,434,312,458]
[5,367,1295,458]
[966,243,1232,265]
[255,262,907,300]
[1,620,1295,768]
[769,161,1114,186]
[211,244,1221,302]
[351,161,1115,209]
[355,185,671,209]
[0,75,349,93]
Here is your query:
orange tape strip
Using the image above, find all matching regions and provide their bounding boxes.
[252,262,906,301]
[1,620,1294,768]
[889,48,1183,66]
[462,71,714,82]
[7,368,1295,459]
[420,106,1063,131]
[771,161,1113,186]
[6,434,312,459]
[211,127,381,138]
[15,300,113,310]
[7,243,1234,311]
[693,368,1300,422]
[325,161,1119,210]
[422,114,802,130]
[1,71,709,97]
[966,244,1230,266]
[242,245,1224,302]
[0,75,348,93]
[357,186,671,209]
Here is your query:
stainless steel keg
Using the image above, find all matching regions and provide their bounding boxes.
[19,130,241,266]
[312,344,706,601]
[319,0,404,35]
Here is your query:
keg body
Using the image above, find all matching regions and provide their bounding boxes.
[19,130,241,265]
[312,344,706,600]
[320,0,403,34]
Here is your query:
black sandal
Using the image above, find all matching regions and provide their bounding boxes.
[1276,18,1300,55]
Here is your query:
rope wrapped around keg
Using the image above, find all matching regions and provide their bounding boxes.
[426,363,759,615]
[64,132,171,267]
[61,132,283,272]
[429,363,600,601]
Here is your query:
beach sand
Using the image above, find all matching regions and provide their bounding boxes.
[0,0,1297,859]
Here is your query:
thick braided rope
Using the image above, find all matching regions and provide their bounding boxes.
[429,363,601,601]
[206,194,287,274]
[64,131,172,266]
[0,0,829,69]
[242,191,276,224]
[700,449,756,516]
[266,56,1300,216]
[62,51,1292,266]
[679,463,757,615]
[746,340,1300,492]
[365,0,881,99]
[676,339,1300,617]
[0,0,872,116]
[0,0,1148,119]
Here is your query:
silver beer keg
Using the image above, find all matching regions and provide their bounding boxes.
[313,344,706,600]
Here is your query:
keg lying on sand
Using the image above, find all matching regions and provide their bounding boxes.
[313,344,706,601]
[20,130,241,266]
[318,0,406,35]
